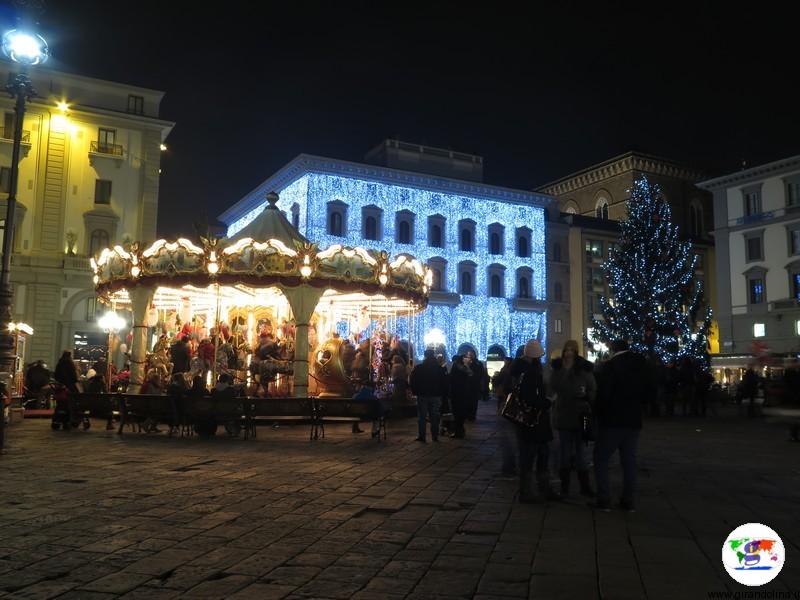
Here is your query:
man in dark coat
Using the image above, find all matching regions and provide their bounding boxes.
[592,339,656,512]
[410,348,448,442]
[466,350,486,421]
[170,336,192,374]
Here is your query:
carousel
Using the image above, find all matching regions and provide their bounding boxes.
[90,192,431,404]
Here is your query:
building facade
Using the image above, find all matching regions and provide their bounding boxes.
[537,151,716,357]
[220,141,562,361]
[0,60,173,365]
[699,154,800,354]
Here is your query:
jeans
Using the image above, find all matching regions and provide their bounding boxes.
[517,431,550,475]
[558,429,588,470]
[417,396,441,440]
[594,427,639,505]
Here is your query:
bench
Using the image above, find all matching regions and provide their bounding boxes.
[74,393,120,430]
[244,397,315,440]
[313,397,389,441]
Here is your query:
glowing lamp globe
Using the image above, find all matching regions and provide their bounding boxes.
[98,311,126,333]
[2,30,49,66]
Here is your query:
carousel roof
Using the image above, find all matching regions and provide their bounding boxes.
[228,191,308,248]
[91,191,431,307]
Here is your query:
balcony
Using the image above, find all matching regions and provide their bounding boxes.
[89,140,124,167]
[0,128,32,157]
[512,297,548,311]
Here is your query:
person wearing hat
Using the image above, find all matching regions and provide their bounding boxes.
[509,339,558,503]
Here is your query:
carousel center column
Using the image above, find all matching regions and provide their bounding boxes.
[127,285,155,394]
[283,285,324,398]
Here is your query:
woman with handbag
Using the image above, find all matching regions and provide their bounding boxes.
[550,340,596,497]
[508,340,558,503]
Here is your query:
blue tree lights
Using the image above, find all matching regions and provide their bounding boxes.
[589,177,712,367]
[227,168,548,359]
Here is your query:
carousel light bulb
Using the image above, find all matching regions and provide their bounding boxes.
[378,273,388,286]
[131,266,141,277]
[300,264,312,278]
[207,262,219,274]
[93,275,99,284]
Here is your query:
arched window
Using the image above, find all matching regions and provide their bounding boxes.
[490,274,502,297]
[428,257,447,292]
[490,233,500,254]
[553,242,561,262]
[595,198,609,220]
[291,203,300,229]
[365,215,377,240]
[689,200,703,238]
[327,201,348,237]
[432,268,442,291]
[554,281,563,302]
[488,223,504,255]
[431,224,442,247]
[399,220,410,243]
[330,212,342,235]
[460,228,472,251]
[90,229,109,256]
[518,236,528,258]
[519,277,529,299]
[461,271,473,295]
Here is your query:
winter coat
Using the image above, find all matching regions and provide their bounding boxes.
[594,350,655,429]
[550,356,596,431]
[410,357,449,398]
[54,358,79,389]
[449,361,473,409]
[170,342,191,374]
[510,357,553,442]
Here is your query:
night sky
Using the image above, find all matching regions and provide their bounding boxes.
[10,1,800,236]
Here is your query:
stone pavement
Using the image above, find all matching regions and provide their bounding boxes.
[0,402,798,600]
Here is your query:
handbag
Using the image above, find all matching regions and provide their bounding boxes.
[501,374,542,429]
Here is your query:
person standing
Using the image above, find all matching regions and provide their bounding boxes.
[466,350,486,421]
[592,339,655,512]
[510,340,558,503]
[493,358,517,475]
[170,336,192,375]
[410,349,448,443]
[54,351,80,395]
[550,340,596,497]
[449,355,473,438]
[742,365,759,418]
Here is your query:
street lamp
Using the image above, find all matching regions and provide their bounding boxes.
[0,27,48,451]
[98,311,126,392]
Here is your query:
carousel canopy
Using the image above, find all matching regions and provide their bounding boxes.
[91,191,432,309]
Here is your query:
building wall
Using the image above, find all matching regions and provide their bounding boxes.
[0,60,172,365]
[226,165,552,360]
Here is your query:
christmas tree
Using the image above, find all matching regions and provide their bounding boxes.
[589,177,712,368]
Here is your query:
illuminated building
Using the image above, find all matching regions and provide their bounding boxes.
[0,59,173,364]
[220,140,559,360]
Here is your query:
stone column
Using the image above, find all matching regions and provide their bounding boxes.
[283,286,323,398]
[127,286,155,394]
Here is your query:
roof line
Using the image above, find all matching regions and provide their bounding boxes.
[697,154,800,189]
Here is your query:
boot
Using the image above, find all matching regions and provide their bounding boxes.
[578,469,595,497]
[519,471,535,503]
[559,468,571,496]
[537,472,560,502]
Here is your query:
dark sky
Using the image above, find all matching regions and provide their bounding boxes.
[14,1,800,236]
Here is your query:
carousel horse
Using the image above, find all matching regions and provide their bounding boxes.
[312,336,357,397]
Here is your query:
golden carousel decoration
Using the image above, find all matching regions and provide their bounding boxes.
[91,191,431,398]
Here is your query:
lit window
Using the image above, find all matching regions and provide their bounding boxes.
[554,319,563,334]
[796,320,800,336]
[753,323,765,338]
[749,278,764,304]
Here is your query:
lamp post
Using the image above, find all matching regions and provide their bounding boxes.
[98,311,126,392]
[0,28,48,451]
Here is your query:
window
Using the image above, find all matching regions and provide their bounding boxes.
[790,228,800,256]
[365,216,377,240]
[490,274,502,297]
[595,198,609,220]
[516,227,531,258]
[428,214,445,248]
[291,203,300,229]
[0,166,10,194]
[555,282,563,302]
[793,272,800,300]
[745,233,763,262]
[586,267,604,289]
[459,261,476,295]
[689,201,703,237]
[2,112,13,138]
[327,201,347,236]
[749,278,764,304]
[753,323,766,338]
[461,271,472,295]
[554,319,563,334]
[0,219,4,253]
[396,210,415,244]
[90,229,109,256]
[86,297,97,322]
[585,239,604,261]
[788,180,800,206]
[553,242,561,262]
[744,187,762,216]
[796,320,800,336]
[459,220,475,252]
[127,95,144,115]
[428,257,447,292]
[97,128,116,154]
[95,179,112,204]
[518,276,529,299]
[488,223,504,255]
